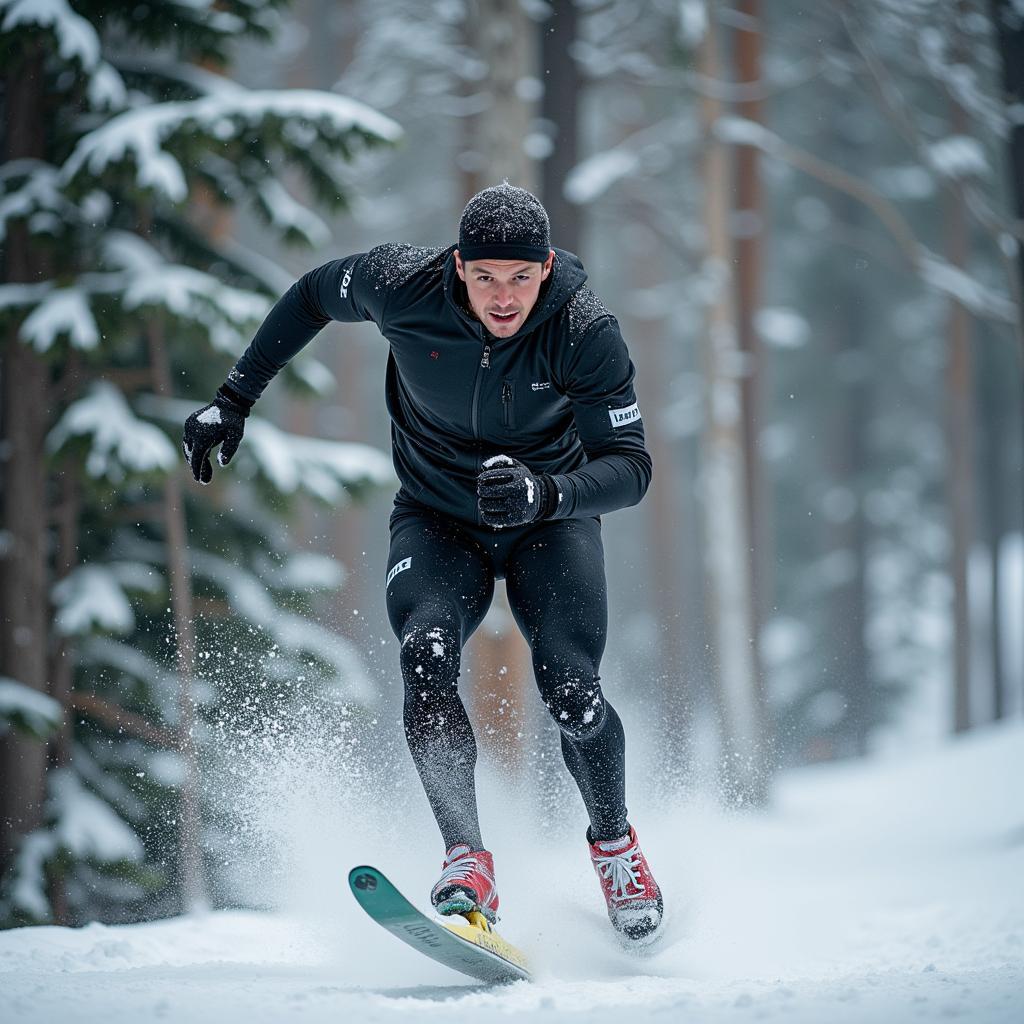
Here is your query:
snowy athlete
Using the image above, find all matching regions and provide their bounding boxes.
[183,183,664,944]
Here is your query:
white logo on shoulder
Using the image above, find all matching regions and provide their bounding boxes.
[386,556,412,587]
[608,402,641,428]
[340,266,353,298]
[531,381,551,391]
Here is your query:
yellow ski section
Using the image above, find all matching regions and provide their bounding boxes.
[442,911,531,974]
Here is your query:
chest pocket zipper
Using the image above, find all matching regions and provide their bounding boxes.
[501,380,516,430]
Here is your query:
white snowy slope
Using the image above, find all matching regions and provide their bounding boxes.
[1,720,1021,1023]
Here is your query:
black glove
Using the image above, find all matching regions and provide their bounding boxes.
[182,383,252,485]
[477,454,557,528]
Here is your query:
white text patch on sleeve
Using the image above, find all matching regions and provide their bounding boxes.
[608,402,641,428]
[386,556,412,587]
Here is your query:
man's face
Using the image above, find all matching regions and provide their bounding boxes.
[454,251,555,338]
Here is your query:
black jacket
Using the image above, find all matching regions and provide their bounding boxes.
[226,243,652,527]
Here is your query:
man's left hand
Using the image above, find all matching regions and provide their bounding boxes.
[477,454,553,528]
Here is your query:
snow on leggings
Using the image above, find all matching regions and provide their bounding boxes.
[384,502,628,852]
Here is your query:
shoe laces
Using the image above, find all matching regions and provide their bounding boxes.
[436,846,491,894]
[594,846,645,900]
[438,856,480,887]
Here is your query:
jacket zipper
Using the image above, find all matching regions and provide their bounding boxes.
[471,343,491,442]
[502,380,514,429]
[470,344,492,525]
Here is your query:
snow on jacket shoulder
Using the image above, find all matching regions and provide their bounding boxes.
[227,244,652,526]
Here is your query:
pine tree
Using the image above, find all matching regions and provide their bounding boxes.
[0,0,399,925]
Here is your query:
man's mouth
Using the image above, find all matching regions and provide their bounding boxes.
[489,310,519,324]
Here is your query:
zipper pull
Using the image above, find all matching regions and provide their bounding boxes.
[481,345,491,369]
[502,382,512,403]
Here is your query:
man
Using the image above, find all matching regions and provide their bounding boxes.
[183,183,664,944]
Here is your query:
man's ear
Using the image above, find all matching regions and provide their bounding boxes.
[541,249,555,280]
[454,249,466,282]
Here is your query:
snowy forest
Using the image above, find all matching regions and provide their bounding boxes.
[1,1,1022,1021]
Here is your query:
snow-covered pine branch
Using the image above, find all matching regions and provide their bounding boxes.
[51,562,163,638]
[110,536,377,705]
[102,232,271,351]
[0,161,77,242]
[0,233,273,355]
[61,90,401,205]
[243,419,395,503]
[80,635,216,728]
[0,678,63,740]
[189,550,376,703]
[0,768,146,922]
[140,394,395,503]
[0,0,128,111]
[257,551,347,592]
[47,382,178,483]
[254,178,332,248]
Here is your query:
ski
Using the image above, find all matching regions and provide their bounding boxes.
[347,865,531,985]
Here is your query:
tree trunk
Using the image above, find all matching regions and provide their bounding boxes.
[824,199,871,757]
[463,0,537,192]
[820,30,873,758]
[946,86,975,735]
[629,230,694,786]
[979,330,1006,721]
[988,0,1024,718]
[147,320,206,911]
[989,0,1024,303]
[540,0,581,255]
[732,0,772,758]
[697,14,768,804]
[461,0,540,767]
[0,46,54,890]
[47,445,81,924]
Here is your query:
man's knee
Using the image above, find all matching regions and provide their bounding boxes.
[538,667,608,742]
[399,621,461,685]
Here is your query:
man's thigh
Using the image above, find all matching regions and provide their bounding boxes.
[503,517,607,658]
[385,510,496,645]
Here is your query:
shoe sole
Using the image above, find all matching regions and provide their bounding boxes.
[433,887,498,924]
[610,895,665,948]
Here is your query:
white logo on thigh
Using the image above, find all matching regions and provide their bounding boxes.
[608,402,641,427]
[386,556,412,586]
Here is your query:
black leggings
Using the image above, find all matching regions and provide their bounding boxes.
[385,501,628,851]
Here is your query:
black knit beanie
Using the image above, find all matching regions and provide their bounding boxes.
[458,182,551,263]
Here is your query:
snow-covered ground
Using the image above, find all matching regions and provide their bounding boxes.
[1,720,1021,1023]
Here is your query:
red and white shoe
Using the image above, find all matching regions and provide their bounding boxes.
[589,825,664,945]
[430,845,500,923]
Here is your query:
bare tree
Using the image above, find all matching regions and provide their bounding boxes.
[540,0,581,255]
[146,318,207,911]
[460,0,540,763]
[731,0,772,758]
[946,85,976,734]
[989,0,1024,302]
[697,13,768,804]
[989,0,1024,718]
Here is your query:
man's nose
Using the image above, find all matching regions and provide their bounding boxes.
[495,283,513,306]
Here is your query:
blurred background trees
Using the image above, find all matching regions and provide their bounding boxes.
[1,0,1021,924]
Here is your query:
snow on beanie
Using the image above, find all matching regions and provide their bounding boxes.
[458,182,551,263]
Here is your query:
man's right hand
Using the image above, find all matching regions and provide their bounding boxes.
[182,385,252,485]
